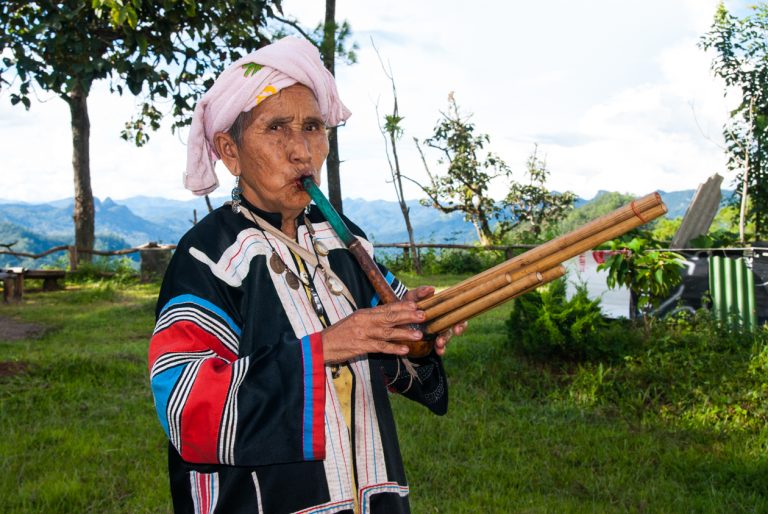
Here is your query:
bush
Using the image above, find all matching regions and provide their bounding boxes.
[506,278,633,361]
[379,247,504,275]
[67,256,139,285]
[562,311,768,430]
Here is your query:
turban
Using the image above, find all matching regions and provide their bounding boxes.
[184,37,352,195]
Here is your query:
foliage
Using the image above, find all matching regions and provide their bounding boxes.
[504,145,576,242]
[379,247,503,275]
[505,278,633,361]
[67,256,139,285]
[651,216,682,242]
[597,234,685,320]
[416,93,513,245]
[701,2,768,239]
[1,0,282,143]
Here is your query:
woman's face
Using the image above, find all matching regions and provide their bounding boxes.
[221,84,329,218]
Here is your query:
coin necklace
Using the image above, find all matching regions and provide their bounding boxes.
[262,233,309,291]
[259,224,329,317]
[303,214,345,296]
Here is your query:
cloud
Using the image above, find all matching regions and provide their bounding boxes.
[0,0,748,205]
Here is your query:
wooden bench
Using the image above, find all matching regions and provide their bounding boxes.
[1,268,67,302]
[24,269,66,291]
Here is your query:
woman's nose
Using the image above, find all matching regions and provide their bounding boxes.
[287,131,312,164]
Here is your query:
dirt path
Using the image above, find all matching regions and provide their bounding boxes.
[0,315,45,378]
[0,314,46,341]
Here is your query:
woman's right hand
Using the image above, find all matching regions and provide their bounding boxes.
[321,301,426,364]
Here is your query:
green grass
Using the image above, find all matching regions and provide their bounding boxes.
[1,277,766,512]
[0,281,170,513]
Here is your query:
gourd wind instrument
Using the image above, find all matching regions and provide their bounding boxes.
[301,176,666,358]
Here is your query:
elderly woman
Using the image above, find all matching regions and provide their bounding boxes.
[148,37,464,513]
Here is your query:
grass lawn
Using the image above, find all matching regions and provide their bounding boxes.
[1,277,766,513]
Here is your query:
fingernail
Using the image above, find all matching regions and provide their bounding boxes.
[399,346,409,354]
[417,311,426,320]
[412,330,423,339]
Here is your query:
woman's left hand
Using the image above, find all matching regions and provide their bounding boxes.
[403,286,468,357]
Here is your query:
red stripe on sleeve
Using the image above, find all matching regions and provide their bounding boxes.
[309,332,326,459]
[180,357,233,463]
[149,320,238,372]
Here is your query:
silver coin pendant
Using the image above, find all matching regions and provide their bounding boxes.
[314,240,329,256]
[327,276,344,296]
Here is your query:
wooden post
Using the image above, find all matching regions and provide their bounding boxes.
[68,245,78,271]
[139,243,172,283]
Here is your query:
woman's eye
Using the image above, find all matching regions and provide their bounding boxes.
[305,122,322,131]
[268,124,281,131]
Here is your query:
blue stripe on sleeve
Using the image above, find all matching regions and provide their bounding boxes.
[160,294,242,336]
[150,364,186,438]
[300,335,314,460]
[370,271,397,307]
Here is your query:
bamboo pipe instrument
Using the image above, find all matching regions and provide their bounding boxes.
[422,202,668,321]
[418,192,666,311]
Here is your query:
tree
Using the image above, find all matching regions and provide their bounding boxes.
[701,2,768,240]
[415,93,513,245]
[272,3,357,214]
[373,43,421,273]
[0,0,281,262]
[415,95,575,246]
[504,145,576,243]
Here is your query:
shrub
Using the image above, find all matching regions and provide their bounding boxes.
[67,256,139,285]
[506,278,632,361]
[379,247,504,275]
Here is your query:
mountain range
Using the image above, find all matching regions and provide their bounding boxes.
[0,189,725,267]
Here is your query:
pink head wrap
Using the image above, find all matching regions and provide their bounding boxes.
[184,37,352,195]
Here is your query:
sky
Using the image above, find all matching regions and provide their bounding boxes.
[0,0,752,204]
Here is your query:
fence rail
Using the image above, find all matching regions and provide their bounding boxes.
[0,243,177,273]
[2,242,762,266]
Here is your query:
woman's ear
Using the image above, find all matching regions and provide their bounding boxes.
[213,132,240,176]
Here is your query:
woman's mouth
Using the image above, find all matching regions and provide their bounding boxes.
[295,173,316,190]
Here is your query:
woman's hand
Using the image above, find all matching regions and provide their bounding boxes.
[403,286,468,357]
[322,301,426,364]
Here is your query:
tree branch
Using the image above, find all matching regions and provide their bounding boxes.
[272,15,318,48]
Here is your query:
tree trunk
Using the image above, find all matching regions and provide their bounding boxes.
[389,131,421,274]
[475,212,494,245]
[322,0,343,213]
[327,128,343,213]
[68,84,94,264]
[629,289,639,321]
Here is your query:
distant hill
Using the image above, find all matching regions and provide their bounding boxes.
[0,188,729,268]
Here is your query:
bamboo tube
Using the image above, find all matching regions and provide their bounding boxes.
[426,266,566,334]
[421,202,667,317]
[418,192,665,311]
[424,271,513,320]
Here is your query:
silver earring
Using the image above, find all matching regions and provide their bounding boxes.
[231,176,243,213]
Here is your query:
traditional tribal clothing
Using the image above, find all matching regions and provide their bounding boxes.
[149,200,448,513]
